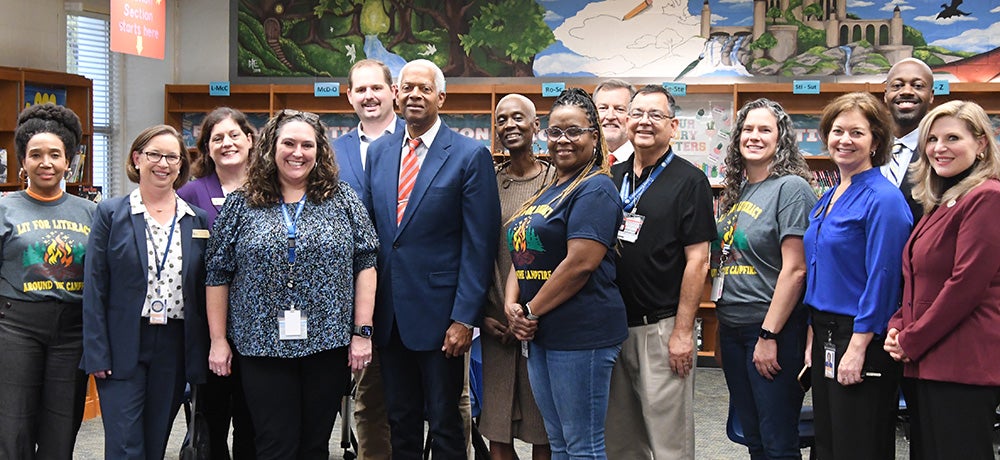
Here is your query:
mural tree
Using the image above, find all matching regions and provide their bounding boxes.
[802,3,823,21]
[459,0,554,77]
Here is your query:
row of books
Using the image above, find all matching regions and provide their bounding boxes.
[711,169,843,217]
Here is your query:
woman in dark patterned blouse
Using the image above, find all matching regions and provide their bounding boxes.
[205,109,379,458]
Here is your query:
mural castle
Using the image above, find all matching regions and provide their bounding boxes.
[698,0,910,77]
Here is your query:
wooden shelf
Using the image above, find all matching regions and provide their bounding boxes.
[0,67,93,191]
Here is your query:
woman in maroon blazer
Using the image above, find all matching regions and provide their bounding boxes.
[884,100,1000,460]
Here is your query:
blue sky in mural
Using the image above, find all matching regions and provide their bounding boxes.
[533,0,1000,76]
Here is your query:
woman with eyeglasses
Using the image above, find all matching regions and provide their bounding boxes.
[204,110,378,457]
[176,106,257,459]
[82,125,211,459]
[504,88,627,458]
[0,103,96,458]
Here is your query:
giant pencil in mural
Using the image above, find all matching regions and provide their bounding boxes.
[235,0,1000,82]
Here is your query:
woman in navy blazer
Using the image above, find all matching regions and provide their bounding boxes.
[885,101,1000,460]
[82,125,210,460]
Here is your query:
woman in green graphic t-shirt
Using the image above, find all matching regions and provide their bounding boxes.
[0,103,96,459]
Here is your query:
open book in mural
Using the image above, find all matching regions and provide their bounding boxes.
[235,0,999,82]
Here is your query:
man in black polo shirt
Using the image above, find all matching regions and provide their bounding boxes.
[605,85,716,459]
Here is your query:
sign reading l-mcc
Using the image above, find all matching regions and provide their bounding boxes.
[111,0,166,60]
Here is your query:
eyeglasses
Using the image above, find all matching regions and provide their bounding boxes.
[544,126,597,141]
[142,151,182,165]
[627,109,673,122]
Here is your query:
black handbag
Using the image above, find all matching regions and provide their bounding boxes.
[180,385,211,460]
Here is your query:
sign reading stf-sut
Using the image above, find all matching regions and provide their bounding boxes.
[111,0,166,60]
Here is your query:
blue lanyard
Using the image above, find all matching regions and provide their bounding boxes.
[144,202,178,285]
[619,152,674,212]
[280,196,307,264]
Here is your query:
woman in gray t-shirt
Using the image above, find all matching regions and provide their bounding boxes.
[0,103,96,458]
[711,98,817,459]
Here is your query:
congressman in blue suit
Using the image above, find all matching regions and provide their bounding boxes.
[332,58,402,459]
[82,125,210,459]
[364,59,501,459]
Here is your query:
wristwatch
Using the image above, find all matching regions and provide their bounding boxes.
[759,327,778,340]
[521,303,540,321]
[353,325,374,338]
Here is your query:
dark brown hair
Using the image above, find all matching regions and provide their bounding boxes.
[125,124,191,189]
[193,107,255,178]
[14,103,83,167]
[245,109,340,207]
[819,92,893,167]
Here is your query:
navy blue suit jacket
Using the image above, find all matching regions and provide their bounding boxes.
[333,117,406,195]
[364,120,500,350]
[81,195,210,384]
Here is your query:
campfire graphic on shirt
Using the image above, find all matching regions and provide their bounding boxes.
[21,231,87,292]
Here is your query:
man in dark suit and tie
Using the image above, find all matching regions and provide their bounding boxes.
[364,59,500,459]
[882,58,935,223]
[332,58,403,460]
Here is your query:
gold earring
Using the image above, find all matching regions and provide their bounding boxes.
[977,151,986,160]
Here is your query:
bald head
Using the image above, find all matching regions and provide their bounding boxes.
[884,58,935,137]
[496,94,536,118]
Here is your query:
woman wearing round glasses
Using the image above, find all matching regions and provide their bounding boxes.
[504,88,627,458]
[82,125,211,458]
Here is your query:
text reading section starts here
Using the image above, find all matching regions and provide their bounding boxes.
[111,0,166,60]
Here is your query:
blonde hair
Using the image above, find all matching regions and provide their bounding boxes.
[911,100,1000,213]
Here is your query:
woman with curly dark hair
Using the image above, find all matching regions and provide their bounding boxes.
[204,109,379,458]
[504,88,627,458]
[712,98,816,459]
[0,103,96,459]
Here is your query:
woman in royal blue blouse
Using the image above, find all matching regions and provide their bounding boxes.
[803,92,912,460]
[204,110,379,458]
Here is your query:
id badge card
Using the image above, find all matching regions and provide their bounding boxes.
[521,340,529,359]
[710,274,724,302]
[617,212,645,243]
[278,310,308,340]
[149,298,168,325]
[211,197,226,207]
[823,342,836,379]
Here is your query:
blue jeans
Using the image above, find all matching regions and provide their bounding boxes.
[720,308,807,460]
[527,343,620,460]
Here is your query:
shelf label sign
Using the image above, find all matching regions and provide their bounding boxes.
[933,80,950,95]
[110,0,166,60]
[662,82,687,97]
[792,80,821,94]
[314,82,340,97]
[542,82,565,97]
[209,81,231,96]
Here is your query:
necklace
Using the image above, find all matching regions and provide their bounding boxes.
[499,160,550,191]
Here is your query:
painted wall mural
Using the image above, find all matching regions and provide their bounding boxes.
[235,0,1000,82]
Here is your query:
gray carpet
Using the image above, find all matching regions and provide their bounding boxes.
[72,367,923,459]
